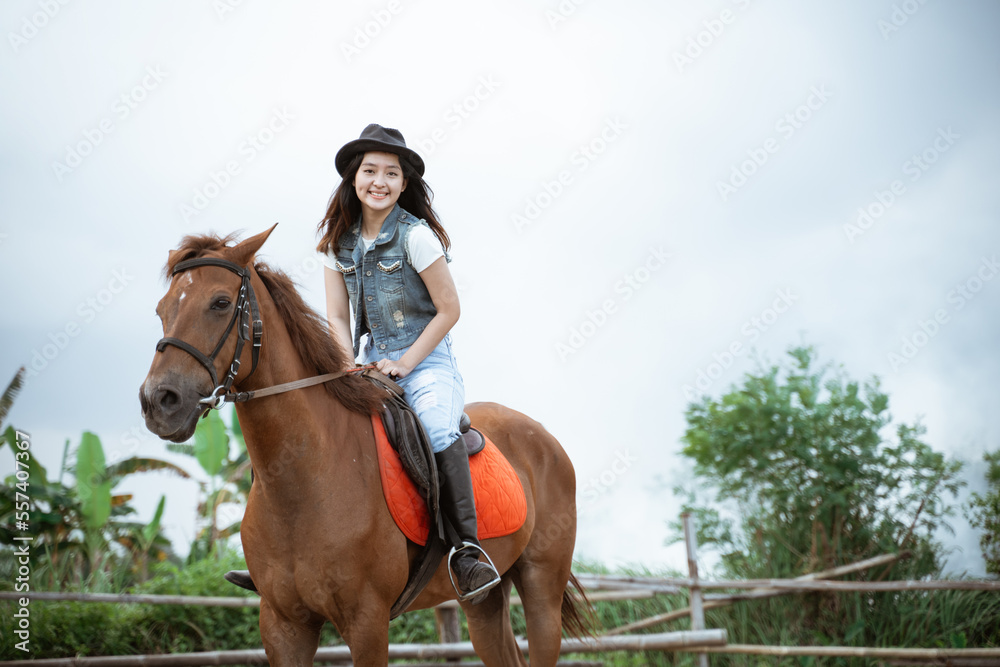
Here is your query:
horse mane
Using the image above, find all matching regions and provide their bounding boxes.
[165,233,385,415]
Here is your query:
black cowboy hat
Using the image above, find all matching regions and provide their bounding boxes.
[335,123,425,177]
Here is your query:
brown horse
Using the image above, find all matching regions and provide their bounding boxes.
[139,226,588,666]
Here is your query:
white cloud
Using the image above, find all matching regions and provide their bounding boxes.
[1,0,998,576]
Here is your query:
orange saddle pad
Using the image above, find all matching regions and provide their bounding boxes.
[371,414,527,546]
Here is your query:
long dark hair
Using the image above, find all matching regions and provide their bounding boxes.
[316,152,451,255]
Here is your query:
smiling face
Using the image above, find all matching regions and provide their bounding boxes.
[353,151,407,219]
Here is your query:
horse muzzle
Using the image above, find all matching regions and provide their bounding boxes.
[139,377,207,443]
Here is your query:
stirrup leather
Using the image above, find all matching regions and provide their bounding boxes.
[446,542,501,602]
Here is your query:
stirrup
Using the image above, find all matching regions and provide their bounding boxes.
[446,542,501,602]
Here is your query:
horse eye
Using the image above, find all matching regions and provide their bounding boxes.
[211,298,231,311]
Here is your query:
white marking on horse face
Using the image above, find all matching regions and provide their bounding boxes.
[176,273,193,301]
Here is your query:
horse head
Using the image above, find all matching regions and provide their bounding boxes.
[140,225,276,442]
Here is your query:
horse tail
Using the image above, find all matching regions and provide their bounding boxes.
[561,571,599,638]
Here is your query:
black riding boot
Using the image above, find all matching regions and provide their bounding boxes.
[435,438,501,604]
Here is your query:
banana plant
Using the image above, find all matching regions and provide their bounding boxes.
[1,367,27,464]
[75,431,114,574]
[2,421,190,586]
[0,367,24,435]
[126,494,167,581]
[76,431,112,530]
[166,407,252,562]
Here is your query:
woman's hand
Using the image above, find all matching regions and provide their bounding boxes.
[376,357,413,379]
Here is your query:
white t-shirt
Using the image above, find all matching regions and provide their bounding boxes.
[322,224,445,273]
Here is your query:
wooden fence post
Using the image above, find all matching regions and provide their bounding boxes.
[682,512,710,667]
[434,606,462,663]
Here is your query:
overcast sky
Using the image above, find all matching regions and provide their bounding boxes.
[1,1,998,577]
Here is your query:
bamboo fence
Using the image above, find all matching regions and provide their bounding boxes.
[4,512,998,665]
[0,631,728,666]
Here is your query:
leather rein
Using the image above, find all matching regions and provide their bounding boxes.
[155,257,390,413]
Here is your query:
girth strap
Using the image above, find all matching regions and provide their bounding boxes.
[154,255,407,413]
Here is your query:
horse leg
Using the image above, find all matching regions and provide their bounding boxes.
[339,625,390,667]
[334,597,394,667]
[259,598,323,667]
[463,574,527,667]
[508,561,571,667]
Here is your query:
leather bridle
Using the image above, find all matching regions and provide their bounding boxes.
[155,257,263,411]
[154,256,399,413]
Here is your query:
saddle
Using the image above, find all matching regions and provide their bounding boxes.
[226,369,524,609]
[362,370,485,618]
[381,390,486,495]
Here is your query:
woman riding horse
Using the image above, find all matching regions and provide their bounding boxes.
[139,157,587,666]
[318,124,500,602]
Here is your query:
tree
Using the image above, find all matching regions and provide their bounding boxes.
[674,345,965,640]
[165,407,252,563]
[965,448,1000,576]
[1,427,188,588]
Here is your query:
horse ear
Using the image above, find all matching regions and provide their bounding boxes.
[229,223,278,267]
[166,248,185,272]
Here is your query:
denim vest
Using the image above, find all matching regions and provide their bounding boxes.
[334,204,451,358]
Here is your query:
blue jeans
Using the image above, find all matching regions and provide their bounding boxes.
[360,333,465,453]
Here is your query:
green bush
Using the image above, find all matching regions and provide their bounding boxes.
[127,551,265,654]
[0,547,439,658]
[966,448,1000,576]
[0,550,261,659]
[558,562,1000,667]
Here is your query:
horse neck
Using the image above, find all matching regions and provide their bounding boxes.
[231,275,365,498]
